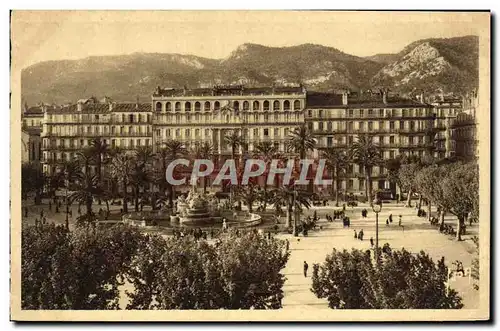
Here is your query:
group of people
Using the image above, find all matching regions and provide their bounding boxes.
[354,229,365,240]
[385,214,403,227]
[172,227,209,240]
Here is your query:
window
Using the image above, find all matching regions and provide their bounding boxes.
[233,101,239,111]
[166,102,171,111]
[214,101,220,110]
[145,139,150,146]
[327,137,333,147]
[348,109,354,117]
[264,129,269,136]
[390,151,395,159]
[379,136,384,145]
[122,114,126,122]
[348,179,354,189]
[402,109,407,117]
[390,136,395,144]
[319,110,323,118]
[307,122,313,131]
[359,122,364,131]
[348,136,354,144]
[263,101,270,111]
[204,101,211,111]
[185,102,191,112]
[274,128,279,136]
[379,109,384,117]
[129,114,134,123]
[254,114,258,122]
[400,120,405,130]
[205,129,209,136]
[95,115,99,120]
[147,114,151,122]
[284,128,289,136]
[195,102,201,111]
[195,129,200,137]
[293,100,301,110]
[348,164,354,174]
[156,102,162,112]
[419,136,424,144]
[253,128,258,136]
[327,122,332,131]
[129,126,133,134]
[284,100,290,110]
[390,121,395,130]
[273,100,280,110]
[368,121,373,131]
[243,101,249,110]
[379,121,384,130]
[130,140,135,148]
[175,129,180,137]
[359,109,364,117]
[264,114,269,121]
[348,121,353,131]
[111,139,116,148]
[166,129,171,137]
[253,101,260,111]
[368,109,373,116]
[359,179,365,190]
[274,113,278,121]
[185,129,190,137]
[175,102,181,112]
[410,121,415,131]
[308,110,312,117]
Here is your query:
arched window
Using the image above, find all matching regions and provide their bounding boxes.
[175,102,181,112]
[284,100,290,110]
[166,102,172,111]
[263,100,270,111]
[195,102,201,111]
[214,101,220,110]
[293,100,301,110]
[185,102,191,112]
[155,102,162,112]
[253,101,260,111]
[273,100,280,110]
[243,101,249,110]
[204,101,211,111]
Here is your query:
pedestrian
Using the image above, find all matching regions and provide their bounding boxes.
[386,219,389,226]
[389,214,393,223]
[303,261,309,277]
[370,237,374,247]
[343,203,346,212]
[399,215,402,227]
[354,230,357,239]
[359,229,364,241]
[55,206,59,213]
[286,239,290,251]
[267,232,271,240]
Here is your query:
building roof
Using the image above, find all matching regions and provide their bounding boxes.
[45,103,152,114]
[153,85,306,97]
[306,92,431,109]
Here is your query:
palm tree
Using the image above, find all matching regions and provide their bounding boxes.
[89,138,109,193]
[349,134,382,205]
[69,172,102,225]
[321,148,348,207]
[286,125,316,159]
[224,131,244,205]
[272,186,311,229]
[253,141,279,210]
[192,141,215,193]
[76,147,95,175]
[129,157,150,212]
[234,184,259,212]
[163,140,187,207]
[57,160,82,229]
[110,152,133,213]
[21,162,45,204]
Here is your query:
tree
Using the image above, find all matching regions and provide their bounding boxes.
[253,141,280,210]
[21,162,45,204]
[126,231,290,309]
[398,162,421,207]
[224,130,244,205]
[271,186,311,228]
[440,162,478,241]
[311,245,463,309]
[286,124,316,159]
[234,184,260,212]
[162,140,187,207]
[192,141,215,193]
[56,160,83,229]
[321,148,348,206]
[69,172,102,225]
[76,147,95,175]
[21,223,143,309]
[349,134,382,205]
[110,152,133,213]
[129,156,151,212]
[89,138,109,199]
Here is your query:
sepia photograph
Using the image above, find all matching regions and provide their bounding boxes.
[9,10,490,321]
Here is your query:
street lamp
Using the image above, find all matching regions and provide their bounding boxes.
[372,196,383,262]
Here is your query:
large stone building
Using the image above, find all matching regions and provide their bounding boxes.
[21,103,44,165]
[30,85,478,196]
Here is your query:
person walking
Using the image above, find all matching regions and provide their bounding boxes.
[399,215,402,227]
[389,214,393,223]
[370,237,374,247]
[359,229,364,241]
[303,261,309,277]
[354,230,357,239]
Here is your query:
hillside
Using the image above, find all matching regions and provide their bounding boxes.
[21,36,479,105]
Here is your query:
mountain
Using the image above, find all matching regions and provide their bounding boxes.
[21,36,479,105]
[370,36,479,94]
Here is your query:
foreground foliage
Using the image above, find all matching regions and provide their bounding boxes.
[22,225,290,310]
[311,244,463,309]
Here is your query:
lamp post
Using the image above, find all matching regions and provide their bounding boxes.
[372,197,383,262]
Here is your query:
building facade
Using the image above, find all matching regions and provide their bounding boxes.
[29,85,477,196]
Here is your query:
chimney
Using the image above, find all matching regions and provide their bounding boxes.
[342,91,348,105]
[136,96,139,110]
[183,85,187,96]
[382,90,387,104]
[23,101,28,114]
[420,91,425,103]
[77,102,83,112]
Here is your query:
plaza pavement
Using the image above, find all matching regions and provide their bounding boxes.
[21,199,479,310]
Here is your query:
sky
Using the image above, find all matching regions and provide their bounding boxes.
[11,11,484,69]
